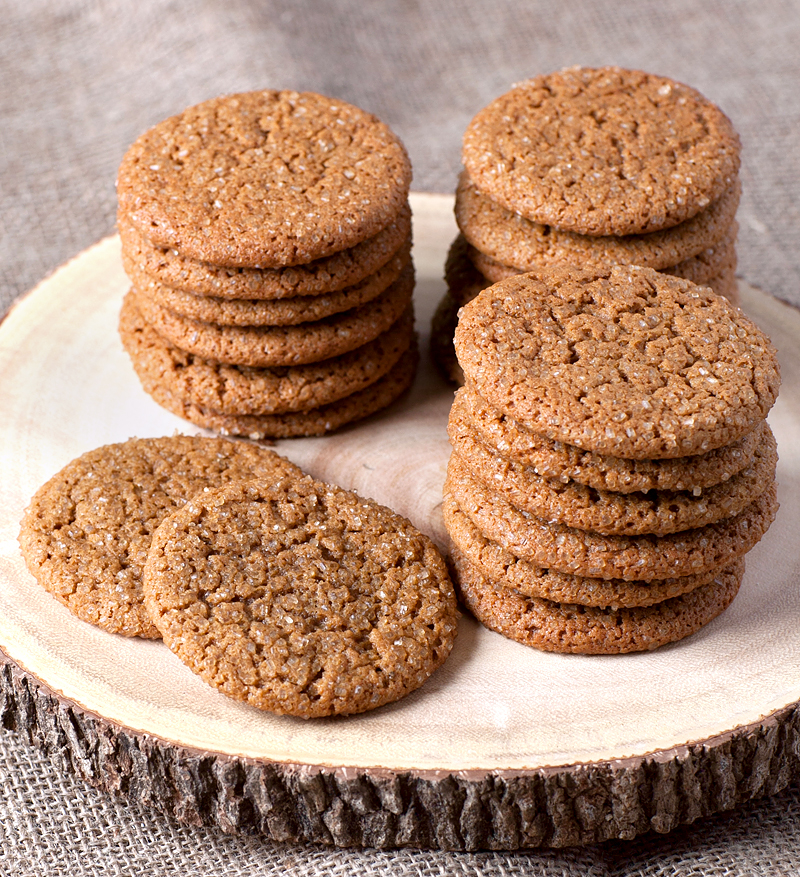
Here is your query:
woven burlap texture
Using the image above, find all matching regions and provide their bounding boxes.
[3,728,800,876]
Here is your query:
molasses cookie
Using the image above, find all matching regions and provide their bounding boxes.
[119,288,414,415]
[118,204,412,300]
[146,342,418,440]
[143,476,458,717]
[117,90,412,267]
[443,494,719,608]
[18,436,302,639]
[448,424,777,536]
[456,171,741,277]
[445,454,778,581]
[462,67,741,235]
[452,386,767,494]
[451,546,744,655]
[134,262,414,367]
[133,240,411,327]
[454,266,780,458]
[429,291,465,385]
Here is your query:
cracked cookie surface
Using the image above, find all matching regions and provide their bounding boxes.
[18,436,302,638]
[117,90,412,267]
[143,476,458,717]
[462,66,741,236]
[454,266,780,458]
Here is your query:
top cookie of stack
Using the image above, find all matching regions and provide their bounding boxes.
[117,90,417,439]
[433,67,743,385]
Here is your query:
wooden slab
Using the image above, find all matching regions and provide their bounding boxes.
[2,193,800,850]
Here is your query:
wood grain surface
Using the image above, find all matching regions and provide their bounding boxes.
[1,194,799,849]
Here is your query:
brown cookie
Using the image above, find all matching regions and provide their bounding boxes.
[118,203,412,300]
[462,67,741,235]
[451,546,744,655]
[453,386,766,494]
[119,288,414,415]
[18,436,303,639]
[444,453,778,580]
[448,423,777,536]
[117,90,412,267]
[429,291,465,386]
[702,265,740,305]
[132,238,411,327]
[443,494,720,608]
[143,342,419,440]
[456,170,741,276]
[454,266,780,458]
[470,224,738,290]
[444,233,489,307]
[143,476,458,717]
[135,262,414,367]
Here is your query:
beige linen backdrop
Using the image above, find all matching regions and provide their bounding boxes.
[3,1,800,875]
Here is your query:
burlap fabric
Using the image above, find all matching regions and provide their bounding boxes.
[3,0,800,873]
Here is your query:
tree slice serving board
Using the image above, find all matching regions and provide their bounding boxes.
[1,193,800,851]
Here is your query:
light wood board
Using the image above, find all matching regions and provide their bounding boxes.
[1,193,800,849]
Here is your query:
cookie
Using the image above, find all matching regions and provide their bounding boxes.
[132,238,411,327]
[143,476,458,717]
[451,546,743,654]
[144,342,419,440]
[444,233,489,307]
[135,261,414,367]
[443,494,720,608]
[120,288,414,415]
[702,265,740,305]
[18,436,303,639]
[456,171,741,276]
[448,423,777,536]
[118,203,412,300]
[445,453,778,580]
[429,291,464,385]
[469,224,738,289]
[462,67,741,236]
[117,90,412,267]
[454,266,780,458]
[453,386,766,494]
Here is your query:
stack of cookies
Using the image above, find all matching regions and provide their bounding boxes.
[432,66,743,384]
[443,265,780,654]
[117,89,417,439]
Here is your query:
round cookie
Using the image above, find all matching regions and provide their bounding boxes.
[452,386,765,494]
[118,203,412,300]
[444,234,491,307]
[665,225,737,285]
[120,289,414,415]
[429,291,465,386]
[448,426,777,536]
[132,239,411,327]
[456,171,741,276]
[462,67,741,236]
[117,90,412,267]
[443,494,720,608]
[470,224,738,289]
[699,265,740,306]
[454,266,780,458]
[444,454,778,581]
[18,436,303,639]
[144,342,419,440]
[135,262,414,367]
[143,476,458,717]
[451,547,744,655]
